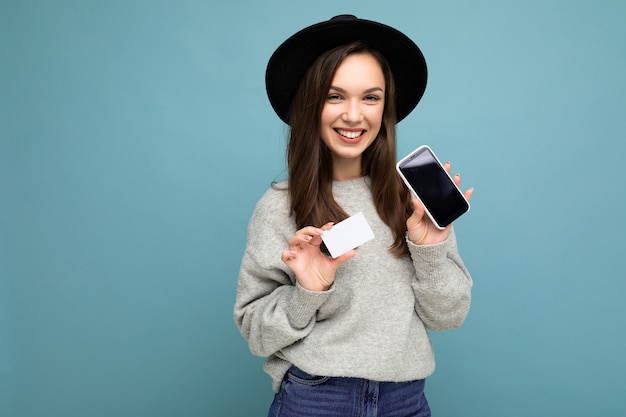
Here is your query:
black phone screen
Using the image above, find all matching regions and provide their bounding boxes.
[398,147,469,228]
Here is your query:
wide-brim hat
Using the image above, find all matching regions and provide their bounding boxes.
[265,15,428,125]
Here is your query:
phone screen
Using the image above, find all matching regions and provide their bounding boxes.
[397,146,469,228]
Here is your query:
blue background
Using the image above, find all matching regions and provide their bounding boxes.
[2,0,625,416]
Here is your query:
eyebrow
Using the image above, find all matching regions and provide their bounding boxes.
[329,86,384,94]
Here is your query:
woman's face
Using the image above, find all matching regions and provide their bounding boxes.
[320,53,385,180]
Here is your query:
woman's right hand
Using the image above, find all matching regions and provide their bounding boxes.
[281,223,357,292]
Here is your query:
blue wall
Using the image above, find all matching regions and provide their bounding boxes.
[2,1,625,416]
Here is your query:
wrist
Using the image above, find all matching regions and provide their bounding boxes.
[297,278,332,293]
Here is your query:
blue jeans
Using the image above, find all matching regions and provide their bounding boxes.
[268,366,431,417]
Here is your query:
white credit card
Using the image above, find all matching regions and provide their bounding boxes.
[321,212,375,258]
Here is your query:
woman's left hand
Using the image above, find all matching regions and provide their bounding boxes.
[406,161,474,246]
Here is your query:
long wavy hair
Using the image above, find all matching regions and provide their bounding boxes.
[286,41,413,256]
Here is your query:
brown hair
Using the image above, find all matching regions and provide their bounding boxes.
[286,42,413,256]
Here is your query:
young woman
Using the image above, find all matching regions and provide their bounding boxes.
[234,15,474,417]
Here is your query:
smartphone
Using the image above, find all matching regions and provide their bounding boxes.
[396,145,470,229]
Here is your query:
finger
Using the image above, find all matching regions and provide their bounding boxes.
[443,161,451,174]
[320,222,334,231]
[407,197,426,229]
[451,174,473,202]
[311,222,334,246]
[298,226,324,238]
[289,226,324,247]
[332,248,358,265]
[411,197,425,219]
[281,250,297,264]
[287,235,305,249]
[450,170,460,184]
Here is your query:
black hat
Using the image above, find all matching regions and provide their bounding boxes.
[265,15,428,125]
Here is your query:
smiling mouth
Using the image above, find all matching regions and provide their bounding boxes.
[335,129,365,139]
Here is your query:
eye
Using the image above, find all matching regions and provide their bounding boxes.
[327,93,343,102]
[364,94,382,102]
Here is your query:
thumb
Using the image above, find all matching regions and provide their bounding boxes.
[411,197,425,216]
[407,197,426,229]
[332,248,358,266]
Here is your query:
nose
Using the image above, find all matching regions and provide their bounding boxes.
[342,100,363,123]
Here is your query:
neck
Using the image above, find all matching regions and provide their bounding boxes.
[332,157,363,181]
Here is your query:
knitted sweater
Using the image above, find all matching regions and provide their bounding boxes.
[234,177,472,393]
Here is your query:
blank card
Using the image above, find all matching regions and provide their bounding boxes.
[321,212,375,258]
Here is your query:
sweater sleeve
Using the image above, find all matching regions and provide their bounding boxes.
[233,189,331,357]
[409,228,473,331]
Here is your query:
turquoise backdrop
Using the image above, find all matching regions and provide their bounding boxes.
[2,0,625,416]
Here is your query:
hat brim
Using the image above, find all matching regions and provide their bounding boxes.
[265,15,428,124]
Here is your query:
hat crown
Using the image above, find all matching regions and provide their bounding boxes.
[330,14,358,21]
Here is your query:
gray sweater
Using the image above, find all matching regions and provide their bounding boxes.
[234,177,472,393]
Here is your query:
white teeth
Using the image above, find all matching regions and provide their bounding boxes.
[337,129,363,139]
